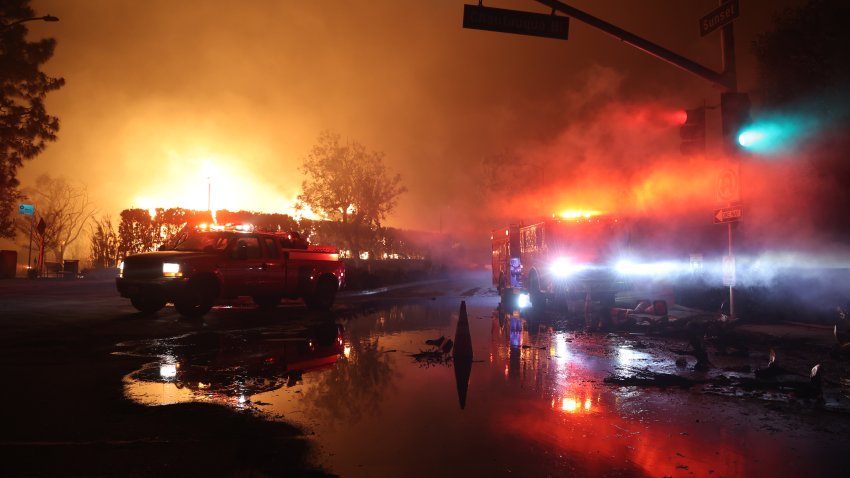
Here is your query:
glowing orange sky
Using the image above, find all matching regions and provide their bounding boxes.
[21,0,807,237]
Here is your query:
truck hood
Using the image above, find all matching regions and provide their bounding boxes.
[124,250,220,264]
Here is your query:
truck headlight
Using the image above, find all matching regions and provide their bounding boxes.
[551,257,576,277]
[118,261,124,278]
[517,293,531,309]
[163,262,182,277]
[615,259,638,275]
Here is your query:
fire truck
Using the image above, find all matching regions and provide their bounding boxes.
[492,214,631,312]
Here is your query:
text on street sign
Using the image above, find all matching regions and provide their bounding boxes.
[700,0,739,37]
[462,4,569,40]
[714,206,743,224]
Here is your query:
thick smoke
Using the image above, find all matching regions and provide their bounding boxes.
[445,67,850,314]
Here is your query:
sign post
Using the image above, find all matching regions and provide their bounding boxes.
[36,217,46,278]
[19,204,35,277]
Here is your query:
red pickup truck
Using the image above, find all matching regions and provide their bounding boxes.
[116,226,345,317]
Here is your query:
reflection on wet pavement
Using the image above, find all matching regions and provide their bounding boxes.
[121,297,850,477]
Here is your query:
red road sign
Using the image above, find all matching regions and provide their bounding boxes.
[714,206,743,224]
[700,0,739,37]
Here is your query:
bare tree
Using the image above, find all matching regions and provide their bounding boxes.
[89,214,118,269]
[16,174,96,264]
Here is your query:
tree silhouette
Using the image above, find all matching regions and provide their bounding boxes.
[0,0,65,237]
[298,131,406,259]
[89,214,119,269]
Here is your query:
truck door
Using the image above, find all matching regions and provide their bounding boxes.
[219,235,266,297]
[259,237,285,294]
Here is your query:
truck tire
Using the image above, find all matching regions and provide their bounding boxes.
[305,276,337,311]
[174,278,215,317]
[528,269,544,309]
[130,295,166,314]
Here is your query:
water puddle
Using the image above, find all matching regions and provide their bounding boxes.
[121,297,850,477]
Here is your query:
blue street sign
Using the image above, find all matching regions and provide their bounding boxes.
[19,204,35,216]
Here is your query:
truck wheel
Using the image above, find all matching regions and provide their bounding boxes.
[528,270,544,309]
[306,276,337,311]
[130,295,166,314]
[174,279,214,317]
[253,295,280,309]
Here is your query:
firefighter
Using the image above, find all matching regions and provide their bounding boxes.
[509,257,522,287]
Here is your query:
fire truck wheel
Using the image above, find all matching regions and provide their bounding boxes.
[528,270,544,308]
[174,278,215,317]
[130,295,166,314]
[253,295,280,309]
[306,276,337,311]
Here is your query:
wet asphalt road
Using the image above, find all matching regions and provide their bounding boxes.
[2,272,850,477]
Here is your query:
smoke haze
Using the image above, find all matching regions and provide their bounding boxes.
[20,0,848,272]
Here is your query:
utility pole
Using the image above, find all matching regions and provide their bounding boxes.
[720,7,738,320]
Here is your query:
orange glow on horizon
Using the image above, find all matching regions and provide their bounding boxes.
[556,209,603,220]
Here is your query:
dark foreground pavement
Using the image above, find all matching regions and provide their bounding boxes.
[2,275,849,477]
[0,278,335,477]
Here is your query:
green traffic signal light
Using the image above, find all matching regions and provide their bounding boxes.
[736,116,814,155]
[737,129,764,148]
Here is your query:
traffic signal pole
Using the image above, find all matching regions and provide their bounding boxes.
[531,0,735,91]
[530,0,740,319]
[721,16,737,320]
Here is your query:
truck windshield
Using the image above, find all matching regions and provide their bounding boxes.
[171,232,231,252]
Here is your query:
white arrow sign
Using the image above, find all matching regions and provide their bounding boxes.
[714,206,743,224]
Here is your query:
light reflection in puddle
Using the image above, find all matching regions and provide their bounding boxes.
[121,299,847,477]
[122,322,346,412]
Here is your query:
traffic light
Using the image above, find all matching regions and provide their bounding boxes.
[737,116,807,155]
[679,107,705,156]
[721,92,751,155]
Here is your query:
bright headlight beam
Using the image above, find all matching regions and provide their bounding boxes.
[551,257,574,277]
[517,293,531,309]
[163,262,182,277]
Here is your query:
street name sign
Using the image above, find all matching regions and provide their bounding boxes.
[463,4,569,40]
[700,0,739,37]
[18,204,35,216]
[714,206,743,224]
